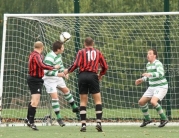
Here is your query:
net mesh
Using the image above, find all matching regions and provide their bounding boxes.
[1,13,179,124]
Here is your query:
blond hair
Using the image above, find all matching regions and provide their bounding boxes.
[34,41,44,49]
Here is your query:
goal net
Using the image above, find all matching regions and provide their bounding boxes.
[1,13,179,125]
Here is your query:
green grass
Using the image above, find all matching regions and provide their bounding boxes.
[0,125,179,138]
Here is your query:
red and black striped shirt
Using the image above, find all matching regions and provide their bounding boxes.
[68,48,108,76]
[28,51,54,78]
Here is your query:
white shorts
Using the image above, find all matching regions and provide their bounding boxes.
[143,87,168,101]
[43,76,66,93]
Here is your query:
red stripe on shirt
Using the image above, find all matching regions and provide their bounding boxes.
[28,51,54,78]
[68,48,108,75]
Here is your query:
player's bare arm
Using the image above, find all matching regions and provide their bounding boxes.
[57,72,65,77]
[142,73,152,77]
[57,70,69,79]
[98,75,103,81]
[63,69,69,79]
[63,69,69,75]
[54,64,60,69]
[135,78,143,85]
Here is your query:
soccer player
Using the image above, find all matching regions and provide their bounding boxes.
[43,41,79,127]
[135,48,168,127]
[64,37,108,132]
[25,41,60,131]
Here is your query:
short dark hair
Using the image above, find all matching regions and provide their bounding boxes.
[149,48,158,58]
[52,41,63,52]
[84,37,94,46]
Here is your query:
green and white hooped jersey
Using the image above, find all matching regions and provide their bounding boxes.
[43,51,65,76]
[142,60,168,88]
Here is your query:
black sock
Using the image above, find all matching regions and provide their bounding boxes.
[96,104,102,124]
[28,104,36,124]
[27,102,31,120]
[80,106,86,124]
[69,101,74,106]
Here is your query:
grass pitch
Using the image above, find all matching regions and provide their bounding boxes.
[0,125,179,138]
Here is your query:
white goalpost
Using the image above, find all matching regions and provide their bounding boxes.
[1,12,179,126]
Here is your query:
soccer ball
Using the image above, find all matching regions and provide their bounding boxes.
[59,32,71,43]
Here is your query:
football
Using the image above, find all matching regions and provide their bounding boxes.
[59,32,71,43]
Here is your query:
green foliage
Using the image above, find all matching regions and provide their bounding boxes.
[0,0,59,58]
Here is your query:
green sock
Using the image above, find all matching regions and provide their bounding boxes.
[71,102,78,109]
[56,113,61,119]
[64,92,76,109]
[155,103,167,120]
[140,104,151,121]
[52,99,61,119]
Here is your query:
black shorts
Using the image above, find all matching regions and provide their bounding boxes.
[78,71,100,94]
[27,76,44,95]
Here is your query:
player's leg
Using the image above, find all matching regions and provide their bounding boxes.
[78,72,89,132]
[43,79,65,127]
[88,72,103,132]
[58,87,79,111]
[57,85,80,121]
[50,92,65,127]
[26,76,43,131]
[151,88,168,127]
[56,78,79,113]
[138,87,153,127]
[26,76,33,124]
[25,101,31,126]
[79,94,88,132]
[25,94,40,130]
[29,94,40,130]
[138,97,151,122]
[92,93,103,132]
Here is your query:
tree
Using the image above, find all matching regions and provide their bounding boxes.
[0,0,59,61]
